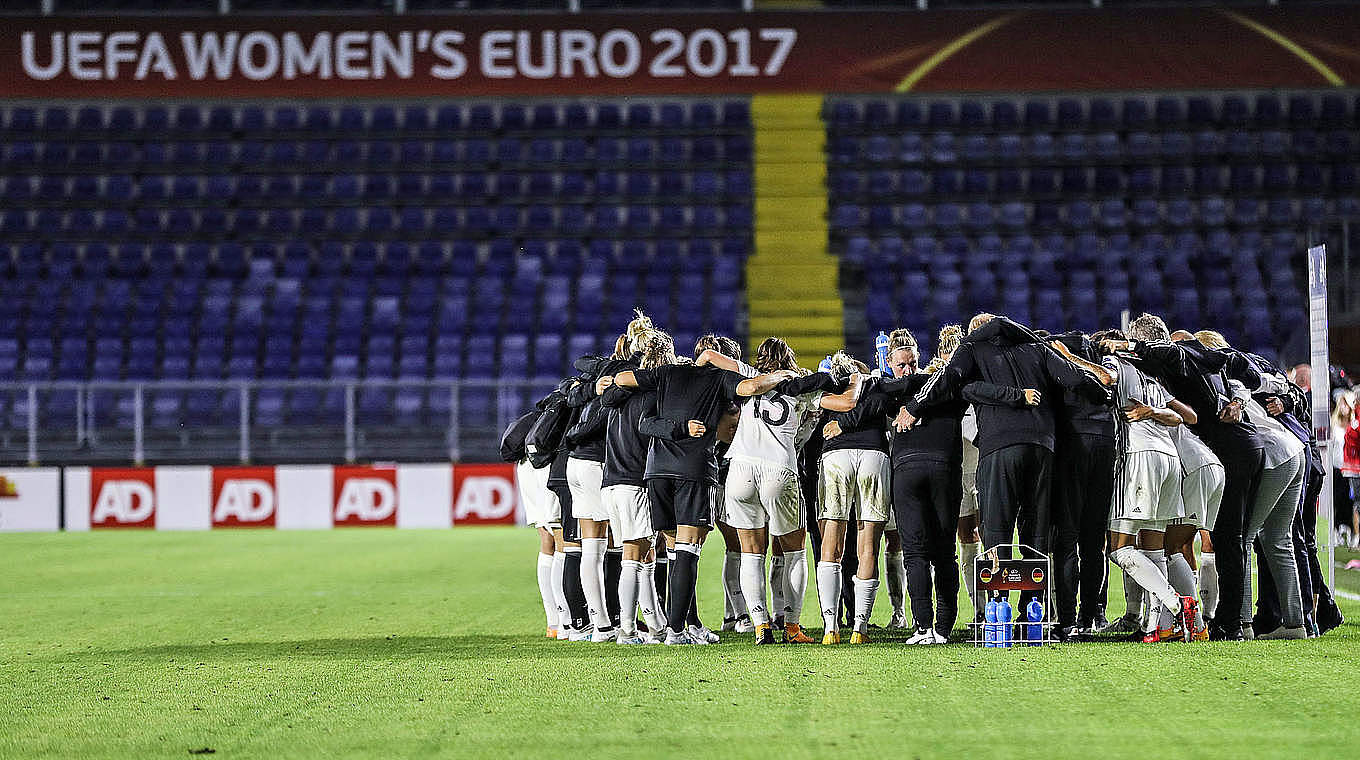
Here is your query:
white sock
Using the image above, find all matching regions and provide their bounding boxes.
[1198,551,1219,620]
[738,553,769,626]
[817,561,842,632]
[1111,546,1182,620]
[885,551,906,616]
[786,551,808,626]
[852,576,880,633]
[638,561,666,632]
[537,553,558,630]
[960,541,981,611]
[551,551,570,633]
[723,551,746,620]
[618,559,641,636]
[770,554,787,622]
[1143,549,1173,631]
[580,537,612,631]
[1166,552,1203,629]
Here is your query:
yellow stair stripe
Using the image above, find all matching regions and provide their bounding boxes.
[748,94,844,366]
[1220,10,1345,86]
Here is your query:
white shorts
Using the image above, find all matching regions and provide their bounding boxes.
[818,448,891,523]
[1171,463,1225,531]
[602,484,654,543]
[960,440,979,519]
[1110,450,1182,534]
[723,458,805,537]
[516,460,558,527]
[566,458,607,521]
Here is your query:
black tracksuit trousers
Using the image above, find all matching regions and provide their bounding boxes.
[892,461,962,634]
[1051,434,1116,628]
[1207,444,1264,636]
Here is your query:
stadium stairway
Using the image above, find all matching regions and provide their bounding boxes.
[748,94,844,363]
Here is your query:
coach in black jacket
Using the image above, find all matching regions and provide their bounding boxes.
[898,315,1111,565]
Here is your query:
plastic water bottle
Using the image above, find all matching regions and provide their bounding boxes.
[1027,598,1044,645]
[998,597,1013,648]
[818,355,833,373]
[984,597,999,647]
[875,331,891,374]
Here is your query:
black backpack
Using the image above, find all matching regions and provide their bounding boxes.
[526,391,571,468]
[499,410,541,463]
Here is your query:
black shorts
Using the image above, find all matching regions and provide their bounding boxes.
[552,484,578,543]
[647,477,713,532]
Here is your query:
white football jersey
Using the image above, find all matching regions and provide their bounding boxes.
[728,388,822,472]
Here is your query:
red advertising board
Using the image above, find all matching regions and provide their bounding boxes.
[332,464,398,527]
[1,7,1355,97]
[452,462,518,526]
[211,466,278,528]
[90,467,156,529]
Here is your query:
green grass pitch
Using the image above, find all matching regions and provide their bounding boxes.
[3,527,1358,759]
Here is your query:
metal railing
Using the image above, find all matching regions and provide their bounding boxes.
[0,378,553,466]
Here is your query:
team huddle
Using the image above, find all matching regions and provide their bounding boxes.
[501,309,1345,646]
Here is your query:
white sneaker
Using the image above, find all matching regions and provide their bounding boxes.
[904,627,938,645]
[664,630,696,645]
[569,625,593,642]
[617,632,648,645]
[590,628,617,643]
[556,626,573,641]
[887,611,908,629]
[931,629,949,645]
[687,625,719,644]
[734,615,755,634]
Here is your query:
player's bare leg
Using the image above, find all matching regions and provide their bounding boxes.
[957,514,983,621]
[883,529,907,628]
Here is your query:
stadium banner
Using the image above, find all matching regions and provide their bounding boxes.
[2,6,1357,97]
[59,463,518,530]
[452,462,521,526]
[0,468,61,533]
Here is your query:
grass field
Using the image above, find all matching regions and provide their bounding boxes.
[3,527,1358,759]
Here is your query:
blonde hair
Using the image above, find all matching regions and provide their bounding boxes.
[1169,329,1194,342]
[967,313,995,333]
[1194,330,1229,350]
[888,328,917,353]
[1333,390,1355,429]
[936,324,963,358]
[625,309,655,355]
[638,331,676,369]
[828,350,867,380]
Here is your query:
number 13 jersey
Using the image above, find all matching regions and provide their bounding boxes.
[728,366,823,474]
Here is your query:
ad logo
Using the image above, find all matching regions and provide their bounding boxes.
[212,467,277,527]
[333,466,398,526]
[0,476,17,499]
[90,468,156,528]
[453,463,518,525]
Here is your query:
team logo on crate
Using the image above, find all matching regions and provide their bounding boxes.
[212,467,277,528]
[333,466,398,526]
[453,464,518,525]
[90,469,156,528]
[0,476,17,499]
